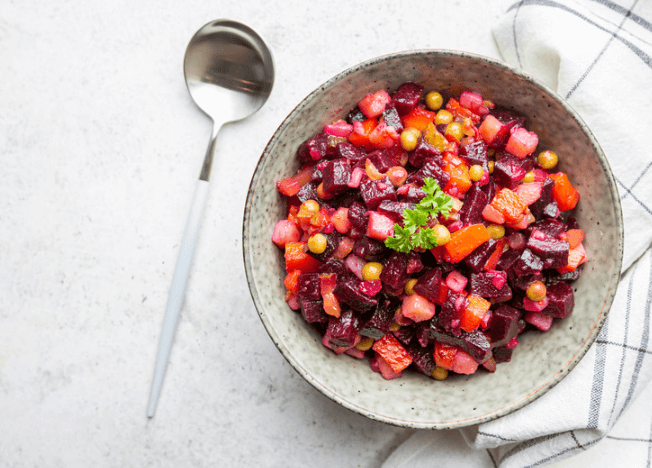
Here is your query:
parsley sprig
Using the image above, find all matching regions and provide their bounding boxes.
[384,177,453,253]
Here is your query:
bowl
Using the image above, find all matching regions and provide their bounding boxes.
[243,50,623,429]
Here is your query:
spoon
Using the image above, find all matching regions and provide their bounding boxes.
[147,19,274,418]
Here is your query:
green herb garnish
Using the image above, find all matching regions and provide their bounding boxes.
[384,177,453,253]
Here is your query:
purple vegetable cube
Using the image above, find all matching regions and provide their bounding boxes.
[382,106,404,132]
[323,309,362,349]
[438,290,466,334]
[391,82,424,115]
[459,140,489,168]
[530,177,554,218]
[526,234,569,269]
[380,252,410,292]
[459,184,489,226]
[347,201,368,229]
[469,270,512,301]
[300,299,328,323]
[488,305,520,347]
[543,281,574,318]
[393,327,415,346]
[529,219,566,238]
[378,200,416,222]
[296,273,321,301]
[296,181,320,203]
[407,160,450,189]
[430,321,492,363]
[297,132,334,161]
[334,278,378,312]
[360,294,399,340]
[492,346,513,363]
[493,152,534,189]
[353,236,387,261]
[464,237,497,273]
[408,139,442,168]
[321,158,352,196]
[319,259,350,278]
[368,150,393,172]
[496,248,521,274]
[407,346,436,375]
[397,184,426,203]
[513,249,544,277]
[360,176,397,210]
[307,231,342,263]
[413,267,443,302]
[336,141,366,163]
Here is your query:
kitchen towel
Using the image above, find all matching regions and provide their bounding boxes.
[383,0,652,467]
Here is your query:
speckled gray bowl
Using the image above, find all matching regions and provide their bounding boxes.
[243,50,623,429]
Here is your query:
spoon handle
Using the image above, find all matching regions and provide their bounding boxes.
[147,179,210,417]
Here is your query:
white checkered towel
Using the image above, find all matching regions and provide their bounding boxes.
[383,1,652,467]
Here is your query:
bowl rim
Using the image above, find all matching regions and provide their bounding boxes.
[243,49,624,429]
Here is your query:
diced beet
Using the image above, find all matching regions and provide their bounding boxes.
[347,201,368,230]
[346,107,366,123]
[510,272,544,291]
[529,218,566,238]
[543,281,575,318]
[530,177,554,218]
[380,252,410,292]
[382,106,404,132]
[353,236,387,261]
[496,248,520,274]
[430,321,492,363]
[406,252,425,275]
[397,184,426,203]
[407,160,450,189]
[464,237,497,273]
[307,231,342,263]
[300,299,328,323]
[319,258,350,278]
[526,235,570,269]
[407,345,437,376]
[412,267,442,303]
[296,273,321,301]
[323,309,361,349]
[296,180,320,204]
[488,305,520,347]
[393,327,415,346]
[360,176,397,210]
[546,267,582,283]
[384,144,407,166]
[565,215,581,230]
[459,140,489,168]
[481,178,495,203]
[334,278,378,312]
[438,290,465,334]
[469,270,512,301]
[360,293,399,339]
[408,140,442,168]
[368,150,394,172]
[492,346,513,363]
[378,200,415,222]
[322,159,352,196]
[513,249,543,277]
[297,132,336,161]
[391,82,424,115]
[482,357,497,373]
[336,141,366,162]
[459,184,489,226]
[525,310,554,331]
[492,152,534,190]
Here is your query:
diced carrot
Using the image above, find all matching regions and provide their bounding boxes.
[402,107,436,131]
[556,242,588,273]
[549,172,580,211]
[483,238,508,271]
[283,270,301,294]
[444,224,491,263]
[276,165,314,197]
[491,188,528,223]
[433,341,458,371]
[560,229,585,249]
[460,295,491,332]
[372,333,413,373]
[443,159,472,195]
[482,204,506,224]
[284,241,323,273]
[348,118,378,151]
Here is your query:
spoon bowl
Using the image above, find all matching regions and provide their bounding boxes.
[147,19,274,418]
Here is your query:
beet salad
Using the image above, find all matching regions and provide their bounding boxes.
[272,82,587,381]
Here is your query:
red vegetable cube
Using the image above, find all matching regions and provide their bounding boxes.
[505,127,539,159]
[372,333,413,373]
[358,90,392,119]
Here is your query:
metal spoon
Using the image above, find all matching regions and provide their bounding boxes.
[147,19,274,418]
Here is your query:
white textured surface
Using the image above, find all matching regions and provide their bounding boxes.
[0,1,575,466]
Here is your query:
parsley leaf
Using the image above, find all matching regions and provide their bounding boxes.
[384,177,454,253]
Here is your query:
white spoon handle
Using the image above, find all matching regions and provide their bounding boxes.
[147,179,210,417]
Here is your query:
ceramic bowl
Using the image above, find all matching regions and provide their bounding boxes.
[243,50,623,429]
